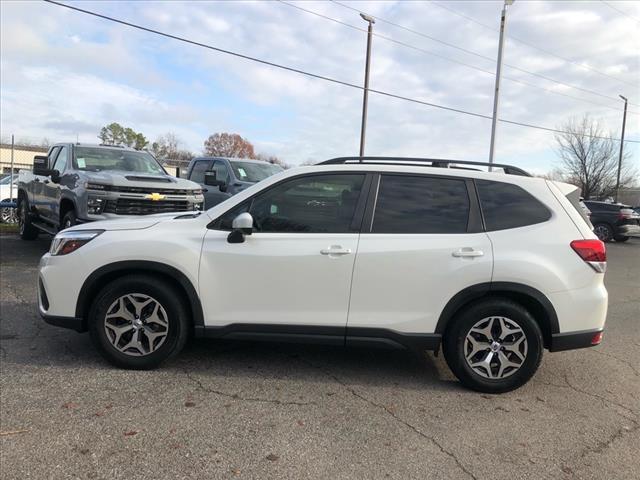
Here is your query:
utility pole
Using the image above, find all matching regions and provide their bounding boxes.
[10,134,15,203]
[359,13,375,160]
[614,94,628,203]
[488,0,515,169]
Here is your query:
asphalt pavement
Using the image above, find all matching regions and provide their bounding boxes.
[1,233,638,479]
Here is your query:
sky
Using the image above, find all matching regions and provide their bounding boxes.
[1,0,639,174]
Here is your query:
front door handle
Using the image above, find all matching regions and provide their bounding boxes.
[452,248,484,258]
[320,246,352,256]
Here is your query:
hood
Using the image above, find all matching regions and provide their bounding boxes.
[65,212,203,232]
[83,170,201,190]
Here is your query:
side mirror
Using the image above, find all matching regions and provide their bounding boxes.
[50,170,61,184]
[33,155,51,176]
[227,212,253,244]
[205,171,228,192]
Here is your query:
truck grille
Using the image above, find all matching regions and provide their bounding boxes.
[103,199,192,215]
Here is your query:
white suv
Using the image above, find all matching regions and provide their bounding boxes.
[38,158,608,393]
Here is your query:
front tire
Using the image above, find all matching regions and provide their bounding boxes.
[61,210,77,230]
[443,299,543,393]
[88,275,190,369]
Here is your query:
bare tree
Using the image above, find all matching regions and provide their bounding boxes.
[151,133,193,164]
[554,115,634,199]
[203,133,255,158]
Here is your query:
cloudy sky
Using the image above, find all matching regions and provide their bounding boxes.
[1,0,638,172]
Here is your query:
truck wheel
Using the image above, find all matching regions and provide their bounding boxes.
[18,198,39,240]
[61,211,77,230]
[88,275,190,370]
[443,298,543,394]
[593,223,614,242]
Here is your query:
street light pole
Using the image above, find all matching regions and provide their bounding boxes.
[614,94,628,203]
[488,0,514,169]
[359,13,375,160]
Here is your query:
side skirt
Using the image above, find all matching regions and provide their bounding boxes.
[194,324,441,353]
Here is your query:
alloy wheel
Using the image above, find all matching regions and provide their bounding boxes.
[593,224,611,242]
[464,316,528,379]
[104,293,169,356]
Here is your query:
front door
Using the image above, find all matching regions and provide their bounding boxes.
[199,173,368,329]
[347,173,493,335]
[41,145,69,224]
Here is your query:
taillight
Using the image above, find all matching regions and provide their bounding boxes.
[570,239,606,273]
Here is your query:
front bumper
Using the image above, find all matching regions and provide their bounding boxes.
[549,329,604,352]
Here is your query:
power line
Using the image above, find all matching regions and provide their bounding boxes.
[285,0,637,115]
[600,1,640,23]
[43,0,639,145]
[428,0,638,89]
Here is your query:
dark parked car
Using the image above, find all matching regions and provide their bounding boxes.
[185,157,283,208]
[583,200,640,242]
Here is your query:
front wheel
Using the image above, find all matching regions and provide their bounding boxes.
[443,299,543,393]
[88,275,190,369]
[61,210,77,230]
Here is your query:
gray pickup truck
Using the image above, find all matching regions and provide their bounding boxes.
[185,157,283,209]
[17,143,204,240]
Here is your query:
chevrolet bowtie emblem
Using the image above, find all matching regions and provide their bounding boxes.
[146,193,165,201]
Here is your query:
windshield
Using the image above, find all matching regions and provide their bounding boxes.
[73,147,165,174]
[229,161,283,183]
[0,174,17,185]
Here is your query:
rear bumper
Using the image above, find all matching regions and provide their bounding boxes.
[549,329,603,352]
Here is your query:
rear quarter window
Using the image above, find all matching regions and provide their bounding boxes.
[476,180,551,231]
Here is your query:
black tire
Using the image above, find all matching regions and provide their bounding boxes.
[443,298,543,394]
[18,197,39,240]
[593,223,614,242]
[88,275,190,369]
[61,210,77,230]
[614,235,629,243]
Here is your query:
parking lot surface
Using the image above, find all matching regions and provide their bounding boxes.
[1,233,638,479]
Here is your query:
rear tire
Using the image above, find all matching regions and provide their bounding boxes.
[614,235,629,242]
[18,198,39,240]
[593,223,614,242]
[443,298,543,394]
[88,275,190,369]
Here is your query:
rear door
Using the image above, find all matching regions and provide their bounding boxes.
[347,173,493,335]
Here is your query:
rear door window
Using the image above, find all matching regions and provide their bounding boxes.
[476,180,551,231]
[372,175,470,234]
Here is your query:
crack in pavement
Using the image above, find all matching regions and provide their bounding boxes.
[184,371,317,407]
[289,354,478,480]
[587,348,640,377]
[578,421,639,459]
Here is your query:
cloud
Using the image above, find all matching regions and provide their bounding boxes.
[0,0,638,171]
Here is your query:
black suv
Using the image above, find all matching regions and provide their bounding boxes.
[583,200,640,242]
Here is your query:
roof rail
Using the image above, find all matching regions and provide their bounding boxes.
[318,157,532,177]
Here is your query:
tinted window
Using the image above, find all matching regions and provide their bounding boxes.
[230,161,283,183]
[477,180,550,231]
[52,146,68,172]
[189,160,212,184]
[212,161,230,183]
[372,175,469,234]
[240,174,365,233]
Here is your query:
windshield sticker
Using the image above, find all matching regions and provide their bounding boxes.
[77,158,86,168]
[237,168,247,178]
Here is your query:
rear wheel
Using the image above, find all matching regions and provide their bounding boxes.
[18,198,39,240]
[443,299,543,393]
[88,275,190,369]
[593,223,614,242]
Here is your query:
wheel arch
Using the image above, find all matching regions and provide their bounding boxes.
[435,282,559,349]
[75,261,204,332]
[59,197,76,224]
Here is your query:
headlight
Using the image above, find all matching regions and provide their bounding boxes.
[191,189,203,195]
[50,230,103,256]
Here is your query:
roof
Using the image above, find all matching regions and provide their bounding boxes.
[192,156,275,165]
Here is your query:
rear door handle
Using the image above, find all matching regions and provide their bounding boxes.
[452,248,484,258]
[320,246,352,256]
